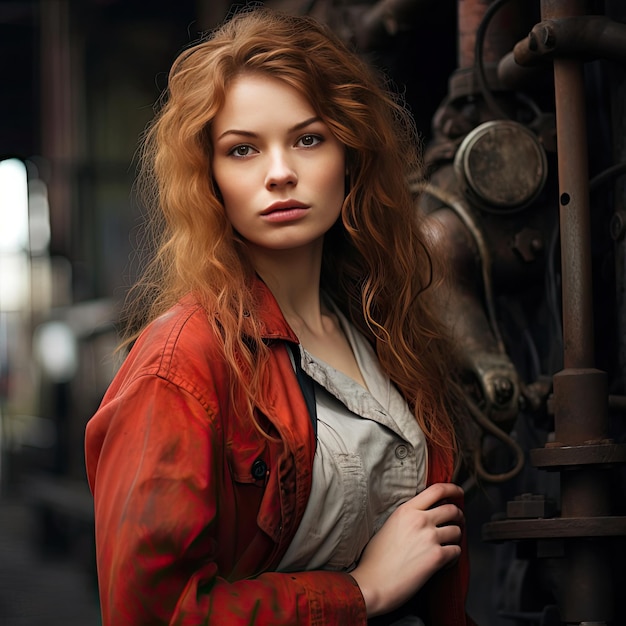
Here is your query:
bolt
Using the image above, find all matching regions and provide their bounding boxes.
[610,211,626,241]
[530,237,544,253]
[541,24,556,49]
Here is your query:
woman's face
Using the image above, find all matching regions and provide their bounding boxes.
[211,73,346,260]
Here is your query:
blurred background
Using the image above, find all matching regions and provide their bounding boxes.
[1,1,625,625]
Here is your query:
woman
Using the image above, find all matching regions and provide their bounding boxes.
[85,8,473,625]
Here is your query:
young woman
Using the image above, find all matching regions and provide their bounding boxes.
[85,8,474,625]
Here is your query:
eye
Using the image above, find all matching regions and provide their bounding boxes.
[297,134,323,148]
[228,144,257,158]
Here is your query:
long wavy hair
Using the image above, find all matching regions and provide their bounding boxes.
[127,8,462,455]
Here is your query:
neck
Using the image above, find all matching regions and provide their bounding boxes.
[248,241,326,332]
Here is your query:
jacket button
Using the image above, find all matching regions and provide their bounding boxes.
[251,459,268,480]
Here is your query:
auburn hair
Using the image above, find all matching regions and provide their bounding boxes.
[126,8,460,454]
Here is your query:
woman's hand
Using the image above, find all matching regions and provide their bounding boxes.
[350,482,464,617]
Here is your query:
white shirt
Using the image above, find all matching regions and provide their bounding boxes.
[277,305,428,573]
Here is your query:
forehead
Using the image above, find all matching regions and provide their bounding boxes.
[211,73,317,136]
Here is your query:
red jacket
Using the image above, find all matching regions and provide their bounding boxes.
[85,279,471,625]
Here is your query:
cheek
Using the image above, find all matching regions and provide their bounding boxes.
[222,196,247,232]
[213,165,243,208]
[326,159,347,205]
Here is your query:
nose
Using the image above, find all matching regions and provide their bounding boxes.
[265,149,297,189]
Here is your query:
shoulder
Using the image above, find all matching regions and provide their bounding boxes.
[105,295,227,406]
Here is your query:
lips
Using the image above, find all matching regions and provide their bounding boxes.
[261,200,309,215]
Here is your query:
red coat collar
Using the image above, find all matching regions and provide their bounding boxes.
[249,276,299,343]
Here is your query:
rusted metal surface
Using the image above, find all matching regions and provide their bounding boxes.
[552,63,594,368]
[497,15,626,89]
[498,15,626,89]
[552,368,608,443]
[609,1,626,441]
[517,17,626,66]
[483,516,626,540]
[560,541,613,624]
[454,120,548,211]
[417,177,522,425]
[531,443,626,468]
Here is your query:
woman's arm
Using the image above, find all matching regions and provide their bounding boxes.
[86,374,366,626]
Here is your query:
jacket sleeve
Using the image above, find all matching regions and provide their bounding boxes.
[85,374,367,626]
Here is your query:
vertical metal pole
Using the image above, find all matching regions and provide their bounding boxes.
[549,50,594,368]
[541,1,612,623]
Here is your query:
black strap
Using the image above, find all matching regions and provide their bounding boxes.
[287,343,317,437]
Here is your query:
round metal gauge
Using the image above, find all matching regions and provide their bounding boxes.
[454,120,548,213]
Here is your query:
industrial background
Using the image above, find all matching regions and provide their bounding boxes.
[0,1,625,625]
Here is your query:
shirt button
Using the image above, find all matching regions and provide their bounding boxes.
[395,444,409,460]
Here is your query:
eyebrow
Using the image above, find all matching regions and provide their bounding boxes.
[216,116,322,141]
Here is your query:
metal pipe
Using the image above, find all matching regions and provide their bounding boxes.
[518,17,626,66]
[546,3,595,370]
[542,1,614,622]
[498,16,626,90]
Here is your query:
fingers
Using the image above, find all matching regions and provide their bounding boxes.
[429,501,464,527]
[409,484,465,542]
[436,521,463,546]
[413,482,464,510]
